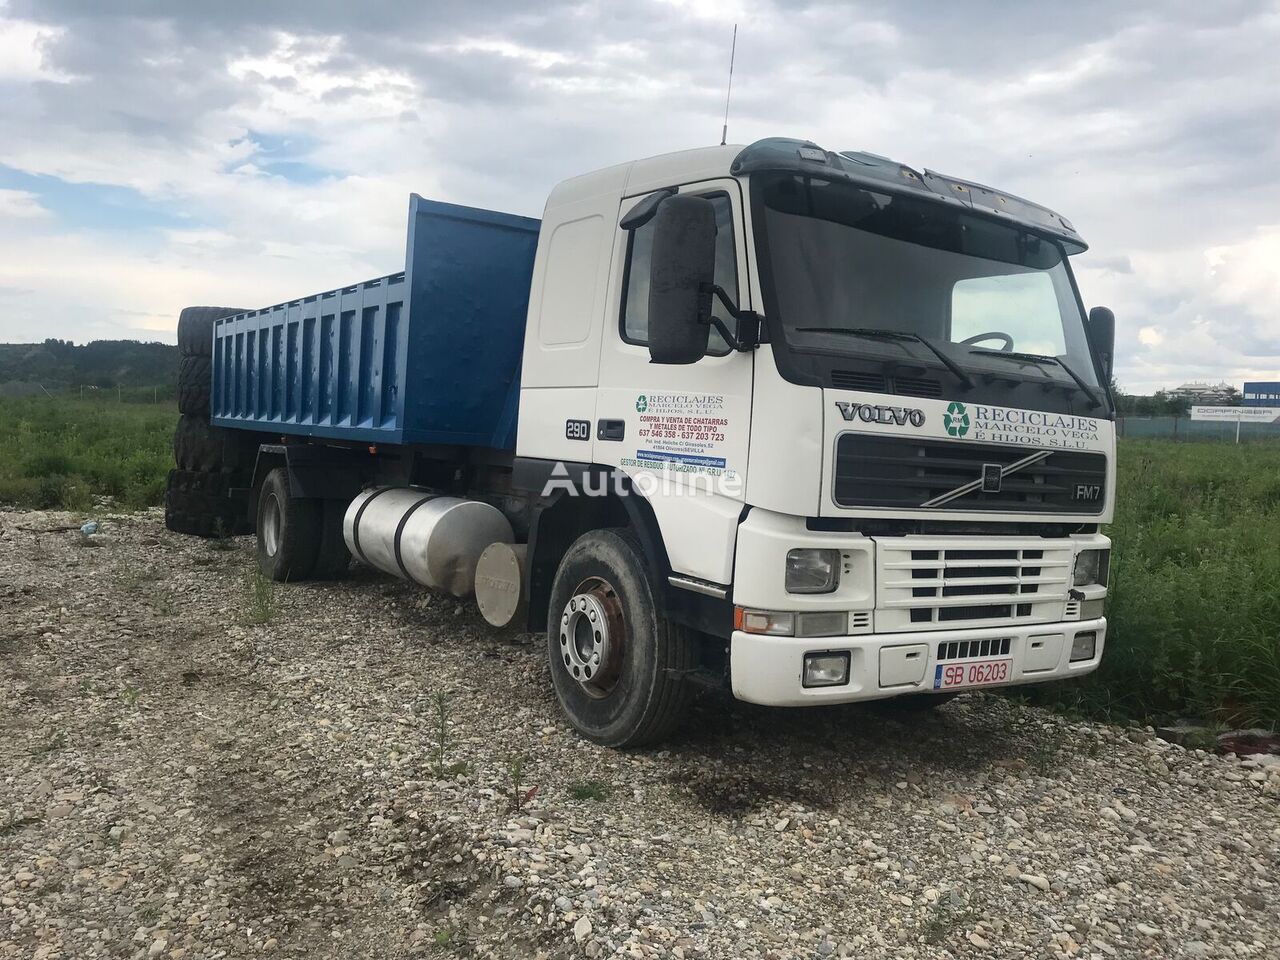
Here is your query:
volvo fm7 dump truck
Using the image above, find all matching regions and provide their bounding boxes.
[169,137,1117,747]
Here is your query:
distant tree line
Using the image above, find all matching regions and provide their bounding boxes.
[0,339,177,390]
[1111,381,1243,418]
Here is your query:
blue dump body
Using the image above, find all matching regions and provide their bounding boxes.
[210,196,541,449]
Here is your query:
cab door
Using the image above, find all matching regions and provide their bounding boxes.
[592,179,754,582]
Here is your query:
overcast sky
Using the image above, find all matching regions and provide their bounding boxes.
[1,0,1277,393]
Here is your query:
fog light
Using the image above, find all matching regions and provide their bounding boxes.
[1070,631,1097,662]
[803,651,850,687]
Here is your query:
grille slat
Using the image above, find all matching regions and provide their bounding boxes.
[937,637,1012,660]
[834,435,1106,513]
[876,538,1073,632]
[831,370,888,392]
[830,371,942,397]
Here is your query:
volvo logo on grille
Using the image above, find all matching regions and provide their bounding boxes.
[834,401,926,427]
[981,464,1003,493]
[920,449,1052,508]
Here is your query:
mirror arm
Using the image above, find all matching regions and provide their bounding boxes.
[699,282,764,352]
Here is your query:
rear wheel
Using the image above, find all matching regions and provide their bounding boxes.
[256,468,321,581]
[546,529,695,748]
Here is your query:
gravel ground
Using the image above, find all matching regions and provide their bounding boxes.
[2,509,1278,960]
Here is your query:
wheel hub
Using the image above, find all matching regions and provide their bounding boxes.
[262,493,282,557]
[559,579,624,697]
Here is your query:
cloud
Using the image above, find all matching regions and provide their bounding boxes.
[0,0,1275,396]
[0,187,49,219]
[0,14,67,81]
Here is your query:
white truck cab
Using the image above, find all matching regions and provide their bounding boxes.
[514,138,1114,741]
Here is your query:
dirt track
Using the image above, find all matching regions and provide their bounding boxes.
[2,510,1277,960]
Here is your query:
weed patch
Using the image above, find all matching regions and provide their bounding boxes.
[567,780,610,802]
[243,568,277,625]
[0,395,176,510]
[1028,440,1280,728]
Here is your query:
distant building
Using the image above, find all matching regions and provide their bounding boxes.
[1242,381,1280,407]
[1168,381,1237,404]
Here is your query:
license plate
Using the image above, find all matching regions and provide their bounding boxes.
[933,658,1012,690]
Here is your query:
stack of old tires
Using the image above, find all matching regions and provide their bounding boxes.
[165,306,257,537]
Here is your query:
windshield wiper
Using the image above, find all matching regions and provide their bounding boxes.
[970,349,1101,409]
[795,327,974,390]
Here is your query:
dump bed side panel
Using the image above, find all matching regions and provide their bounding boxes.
[210,197,540,449]
[211,273,409,443]
[402,197,540,448]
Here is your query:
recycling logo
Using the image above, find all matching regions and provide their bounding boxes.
[635,395,648,413]
[943,401,971,438]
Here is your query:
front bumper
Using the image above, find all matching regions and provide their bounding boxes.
[730,617,1105,707]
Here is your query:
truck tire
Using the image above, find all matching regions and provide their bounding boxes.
[177,355,212,416]
[177,305,247,358]
[310,499,352,579]
[546,529,695,748]
[173,416,254,475]
[256,467,321,581]
[174,415,221,472]
[163,469,250,538]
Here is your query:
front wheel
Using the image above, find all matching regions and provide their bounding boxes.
[547,530,695,748]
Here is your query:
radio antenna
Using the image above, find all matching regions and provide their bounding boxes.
[719,23,738,146]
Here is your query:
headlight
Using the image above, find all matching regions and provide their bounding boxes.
[786,548,840,594]
[1073,549,1110,587]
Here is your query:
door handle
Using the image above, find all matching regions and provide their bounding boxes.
[597,419,625,441]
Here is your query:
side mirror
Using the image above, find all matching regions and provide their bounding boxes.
[1087,306,1115,380]
[646,194,716,364]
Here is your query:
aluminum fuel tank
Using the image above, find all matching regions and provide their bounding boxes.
[343,488,514,597]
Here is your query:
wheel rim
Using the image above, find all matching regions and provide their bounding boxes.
[262,493,282,557]
[559,577,625,699]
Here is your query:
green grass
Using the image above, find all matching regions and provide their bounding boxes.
[242,567,278,625]
[567,780,610,802]
[0,394,177,510]
[1033,439,1280,728]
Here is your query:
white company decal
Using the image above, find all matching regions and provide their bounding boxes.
[623,392,738,479]
[831,392,1108,451]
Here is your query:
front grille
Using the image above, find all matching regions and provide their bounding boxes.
[937,637,1012,660]
[830,371,942,398]
[834,434,1106,514]
[831,370,887,392]
[876,537,1073,632]
[894,376,942,398]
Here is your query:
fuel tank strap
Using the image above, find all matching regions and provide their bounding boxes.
[392,496,436,580]
[350,487,395,567]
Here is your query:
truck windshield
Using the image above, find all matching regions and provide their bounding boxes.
[755,172,1100,391]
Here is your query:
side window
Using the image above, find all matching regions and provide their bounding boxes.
[621,192,739,354]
